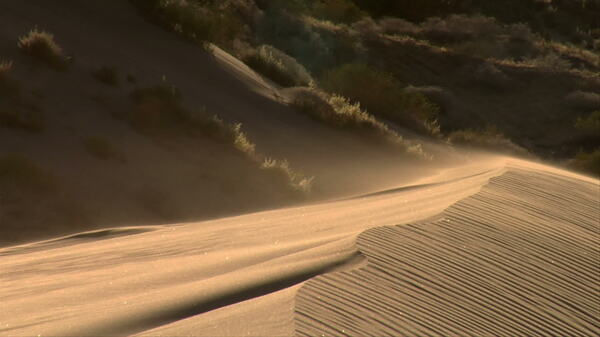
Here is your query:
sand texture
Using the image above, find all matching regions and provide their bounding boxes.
[1,158,598,336]
[296,166,599,336]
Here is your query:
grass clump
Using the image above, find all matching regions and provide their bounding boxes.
[127,80,313,193]
[448,126,529,156]
[91,66,119,86]
[289,87,427,157]
[261,158,314,193]
[319,63,439,133]
[0,154,55,193]
[128,82,255,157]
[17,29,68,70]
[244,45,312,87]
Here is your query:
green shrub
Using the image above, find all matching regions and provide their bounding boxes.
[0,154,55,193]
[83,137,121,161]
[448,126,529,156]
[17,29,67,70]
[320,63,439,133]
[243,45,312,87]
[569,148,600,177]
[91,66,119,86]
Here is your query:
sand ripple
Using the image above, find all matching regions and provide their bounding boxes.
[296,169,600,336]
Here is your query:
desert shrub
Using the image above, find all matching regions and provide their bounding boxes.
[130,0,215,48]
[17,29,67,70]
[256,9,337,73]
[83,137,122,161]
[569,148,600,176]
[0,154,55,193]
[130,0,247,50]
[288,87,427,157]
[320,63,439,133]
[448,126,529,156]
[91,66,119,86]
[261,158,314,193]
[575,111,600,135]
[243,45,312,87]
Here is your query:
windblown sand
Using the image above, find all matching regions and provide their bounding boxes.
[1,157,598,336]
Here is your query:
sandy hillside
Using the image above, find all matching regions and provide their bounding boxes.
[0,0,439,245]
[1,157,597,336]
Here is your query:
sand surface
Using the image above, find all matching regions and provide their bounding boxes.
[1,157,598,336]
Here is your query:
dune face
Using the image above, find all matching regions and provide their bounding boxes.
[1,1,599,336]
[1,158,598,336]
[296,165,599,336]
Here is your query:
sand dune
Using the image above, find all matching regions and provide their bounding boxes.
[297,165,599,336]
[1,157,597,336]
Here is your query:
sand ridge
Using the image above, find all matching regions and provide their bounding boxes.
[0,158,505,336]
[296,164,600,336]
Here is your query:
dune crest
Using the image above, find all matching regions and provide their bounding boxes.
[296,164,599,336]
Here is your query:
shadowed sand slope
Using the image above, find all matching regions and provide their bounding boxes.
[296,166,600,336]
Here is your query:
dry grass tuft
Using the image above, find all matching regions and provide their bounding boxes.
[289,87,428,158]
[18,29,67,70]
[243,45,312,87]
[319,63,439,133]
[261,158,314,193]
[0,60,13,74]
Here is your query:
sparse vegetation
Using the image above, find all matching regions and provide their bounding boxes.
[448,127,529,156]
[243,45,312,87]
[83,137,122,161]
[91,66,119,86]
[127,81,312,193]
[0,154,55,193]
[261,158,314,193]
[289,87,426,157]
[17,29,68,69]
[320,63,439,133]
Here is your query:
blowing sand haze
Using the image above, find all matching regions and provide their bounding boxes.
[1,0,599,336]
